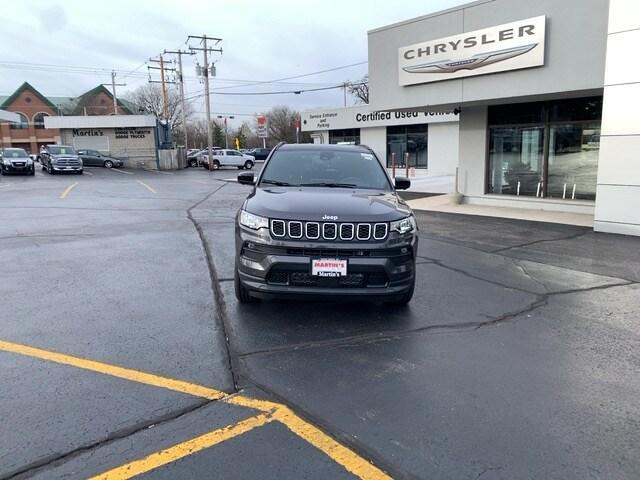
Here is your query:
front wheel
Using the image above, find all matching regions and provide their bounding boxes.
[189,159,198,168]
[48,164,55,175]
[30,168,35,176]
[234,268,256,303]
[77,170,83,175]
[104,160,114,169]
[212,160,220,170]
[244,160,254,170]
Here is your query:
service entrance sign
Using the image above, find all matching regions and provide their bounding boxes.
[398,16,546,86]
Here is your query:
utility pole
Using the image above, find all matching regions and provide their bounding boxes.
[164,49,195,150]
[148,58,177,120]
[343,82,348,107]
[102,71,125,114]
[187,34,222,171]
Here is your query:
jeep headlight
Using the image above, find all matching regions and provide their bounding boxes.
[2,159,10,166]
[390,216,416,235]
[239,210,269,230]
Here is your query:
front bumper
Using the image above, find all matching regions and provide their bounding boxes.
[2,163,34,174]
[235,224,417,300]
[52,165,82,172]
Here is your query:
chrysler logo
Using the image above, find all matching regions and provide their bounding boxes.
[403,44,538,74]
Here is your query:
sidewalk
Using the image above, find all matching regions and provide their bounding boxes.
[407,194,594,227]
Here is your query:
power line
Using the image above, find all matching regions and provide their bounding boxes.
[209,61,369,91]
[184,81,367,101]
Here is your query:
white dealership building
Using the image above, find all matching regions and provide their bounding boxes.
[302,0,640,237]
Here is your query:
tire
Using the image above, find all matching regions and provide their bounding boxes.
[104,160,114,169]
[41,162,46,171]
[189,159,198,168]
[30,168,35,176]
[212,160,220,170]
[48,164,54,175]
[234,267,256,303]
[244,160,254,170]
[78,170,83,175]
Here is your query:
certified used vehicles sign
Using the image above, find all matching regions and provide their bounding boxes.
[312,259,347,277]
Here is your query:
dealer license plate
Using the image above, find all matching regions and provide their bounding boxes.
[311,259,347,277]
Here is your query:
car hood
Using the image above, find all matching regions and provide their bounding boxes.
[244,186,412,222]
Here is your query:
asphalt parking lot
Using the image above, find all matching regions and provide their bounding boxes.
[1,165,638,480]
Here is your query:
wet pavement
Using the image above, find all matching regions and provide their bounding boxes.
[0,165,638,479]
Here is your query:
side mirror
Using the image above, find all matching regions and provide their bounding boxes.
[238,172,255,185]
[394,177,411,190]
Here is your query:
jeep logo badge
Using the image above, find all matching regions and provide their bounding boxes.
[322,215,338,221]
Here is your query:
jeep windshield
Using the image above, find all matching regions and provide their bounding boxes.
[259,149,392,191]
[48,146,76,155]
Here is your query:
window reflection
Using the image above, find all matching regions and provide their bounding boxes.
[487,97,602,201]
[548,125,599,200]
[386,125,428,168]
[489,127,544,196]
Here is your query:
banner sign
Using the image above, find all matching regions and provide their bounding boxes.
[398,16,546,86]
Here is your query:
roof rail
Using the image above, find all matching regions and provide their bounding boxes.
[272,141,286,152]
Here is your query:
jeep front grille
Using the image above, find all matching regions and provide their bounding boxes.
[270,220,388,242]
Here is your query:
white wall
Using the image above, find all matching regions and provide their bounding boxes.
[360,127,387,167]
[457,106,487,196]
[427,122,459,176]
[594,0,640,236]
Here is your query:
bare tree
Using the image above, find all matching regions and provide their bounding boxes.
[125,84,194,143]
[185,118,225,149]
[348,75,369,104]
[261,106,310,144]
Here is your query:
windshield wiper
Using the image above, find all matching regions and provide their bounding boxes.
[261,179,295,186]
[300,182,358,188]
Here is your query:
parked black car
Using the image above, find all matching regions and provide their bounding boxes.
[0,148,35,175]
[234,143,417,304]
[40,145,83,174]
[77,149,123,168]
[248,148,272,161]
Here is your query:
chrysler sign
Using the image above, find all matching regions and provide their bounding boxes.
[398,16,545,86]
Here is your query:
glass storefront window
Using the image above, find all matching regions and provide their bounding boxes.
[386,125,428,168]
[547,124,599,200]
[329,128,360,145]
[487,97,602,201]
[488,127,544,196]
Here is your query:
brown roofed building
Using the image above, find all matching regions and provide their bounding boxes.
[0,82,61,154]
[0,83,138,155]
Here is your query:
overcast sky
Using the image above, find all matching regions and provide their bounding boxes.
[3,0,466,126]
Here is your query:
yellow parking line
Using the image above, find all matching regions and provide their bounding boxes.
[0,339,391,480]
[89,413,274,480]
[60,182,79,199]
[0,340,226,401]
[136,180,156,193]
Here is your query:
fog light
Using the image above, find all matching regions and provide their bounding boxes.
[240,257,264,271]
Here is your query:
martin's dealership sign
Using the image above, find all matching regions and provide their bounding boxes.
[301,106,458,132]
[399,16,546,86]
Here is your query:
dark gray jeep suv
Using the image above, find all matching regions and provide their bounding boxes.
[234,143,417,304]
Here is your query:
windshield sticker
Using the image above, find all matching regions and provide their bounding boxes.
[361,153,374,161]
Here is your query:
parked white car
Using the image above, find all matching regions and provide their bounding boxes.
[202,149,255,170]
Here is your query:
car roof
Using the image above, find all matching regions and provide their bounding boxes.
[278,143,370,153]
